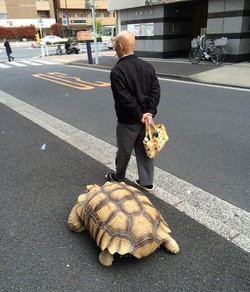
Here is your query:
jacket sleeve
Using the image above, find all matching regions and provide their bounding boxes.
[146,70,161,116]
[110,69,143,121]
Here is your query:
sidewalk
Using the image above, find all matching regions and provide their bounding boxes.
[44,50,250,89]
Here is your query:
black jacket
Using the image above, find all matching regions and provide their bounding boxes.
[110,54,160,124]
[4,40,12,54]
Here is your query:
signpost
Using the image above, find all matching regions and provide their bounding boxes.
[38,17,44,57]
[38,16,43,38]
[85,0,98,64]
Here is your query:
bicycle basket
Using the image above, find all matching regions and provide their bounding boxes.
[214,37,227,46]
[191,38,199,48]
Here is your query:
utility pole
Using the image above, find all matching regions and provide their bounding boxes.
[65,0,70,37]
[85,0,98,64]
[90,0,98,64]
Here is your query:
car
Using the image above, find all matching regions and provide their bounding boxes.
[40,35,68,45]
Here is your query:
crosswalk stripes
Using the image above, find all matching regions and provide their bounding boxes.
[19,60,42,66]
[9,61,28,67]
[34,60,62,65]
[0,63,11,68]
[0,59,62,69]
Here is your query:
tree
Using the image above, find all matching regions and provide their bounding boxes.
[96,19,103,35]
[0,25,36,40]
[51,23,63,37]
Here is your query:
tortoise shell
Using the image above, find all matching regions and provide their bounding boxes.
[69,182,177,259]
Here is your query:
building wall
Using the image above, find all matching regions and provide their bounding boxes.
[109,0,249,62]
[5,0,37,19]
[119,1,196,58]
[207,0,250,62]
[108,0,147,11]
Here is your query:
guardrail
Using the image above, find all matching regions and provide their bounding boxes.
[40,42,104,57]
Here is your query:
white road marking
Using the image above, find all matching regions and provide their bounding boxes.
[0,90,249,253]
[33,59,63,65]
[0,59,62,68]
[19,60,42,66]
[67,65,250,93]
[9,61,28,67]
[0,63,11,68]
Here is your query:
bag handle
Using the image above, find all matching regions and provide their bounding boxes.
[145,121,158,140]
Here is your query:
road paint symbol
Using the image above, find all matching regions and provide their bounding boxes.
[33,72,110,90]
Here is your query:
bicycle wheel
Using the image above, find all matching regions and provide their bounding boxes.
[188,48,202,64]
[210,46,226,65]
[55,48,61,55]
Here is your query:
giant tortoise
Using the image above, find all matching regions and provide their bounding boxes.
[68,181,179,266]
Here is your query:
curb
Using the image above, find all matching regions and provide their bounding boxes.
[65,60,250,90]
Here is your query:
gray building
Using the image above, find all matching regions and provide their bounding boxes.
[108,0,250,62]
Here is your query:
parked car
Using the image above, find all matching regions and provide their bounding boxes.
[41,35,68,45]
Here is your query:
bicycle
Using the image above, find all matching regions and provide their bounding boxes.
[189,35,226,65]
[55,44,63,55]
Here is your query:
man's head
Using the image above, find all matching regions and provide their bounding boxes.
[114,30,135,59]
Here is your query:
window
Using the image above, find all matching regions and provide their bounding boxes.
[0,14,7,19]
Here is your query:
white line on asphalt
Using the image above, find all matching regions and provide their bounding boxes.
[158,78,250,92]
[0,90,249,253]
[0,63,11,68]
[20,60,42,66]
[34,60,63,65]
[67,65,250,93]
[9,61,27,67]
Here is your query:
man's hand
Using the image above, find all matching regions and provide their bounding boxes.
[141,113,154,125]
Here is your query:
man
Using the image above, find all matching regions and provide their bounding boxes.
[4,38,14,62]
[106,30,161,192]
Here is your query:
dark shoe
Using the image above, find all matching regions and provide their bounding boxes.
[105,172,118,182]
[135,179,154,192]
[12,57,14,61]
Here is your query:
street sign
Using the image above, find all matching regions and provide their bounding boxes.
[62,14,68,26]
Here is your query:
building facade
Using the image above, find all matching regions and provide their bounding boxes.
[107,0,250,62]
[0,0,55,37]
[54,0,115,36]
[0,0,115,38]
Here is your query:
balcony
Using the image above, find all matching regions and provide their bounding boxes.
[36,2,50,10]
[56,0,107,10]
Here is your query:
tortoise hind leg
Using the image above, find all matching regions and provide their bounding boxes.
[162,234,179,254]
[68,205,86,232]
[99,249,114,266]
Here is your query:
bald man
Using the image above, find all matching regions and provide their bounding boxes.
[106,30,161,192]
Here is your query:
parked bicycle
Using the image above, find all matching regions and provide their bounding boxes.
[55,44,63,55]
[189,35,227,65]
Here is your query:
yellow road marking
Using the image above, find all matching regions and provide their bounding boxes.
[33,72,110,90]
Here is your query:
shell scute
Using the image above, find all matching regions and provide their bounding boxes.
[133,239,161,258]
[120,197,143,214]
[130,213,155,242]
[108,235,133,255]
[95,200,118,225]
[106,211,128,234]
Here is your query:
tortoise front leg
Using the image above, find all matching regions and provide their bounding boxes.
[162,234,179,254]
[99,249,114,266]
[68,204,86,232]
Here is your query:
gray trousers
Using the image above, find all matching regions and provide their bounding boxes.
[115,123,154,185]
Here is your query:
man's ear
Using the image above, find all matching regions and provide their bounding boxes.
[118,42,122,51]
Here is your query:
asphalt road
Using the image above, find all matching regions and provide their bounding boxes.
[0,62,249,212]
[1,61,250,292]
